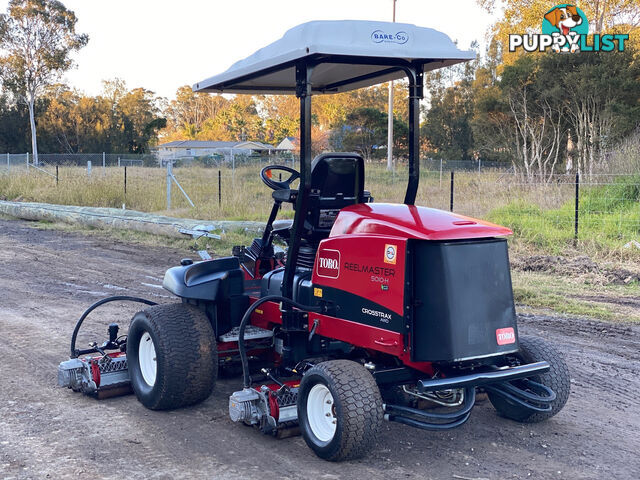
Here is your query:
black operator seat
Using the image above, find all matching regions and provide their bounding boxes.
[271,152,370,243]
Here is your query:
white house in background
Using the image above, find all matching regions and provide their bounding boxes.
[276,136,298,151]
[154,140,276,162]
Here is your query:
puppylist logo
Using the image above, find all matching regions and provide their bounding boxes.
[509,4,628,53]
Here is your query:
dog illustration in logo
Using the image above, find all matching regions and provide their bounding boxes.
[544,5,583,52]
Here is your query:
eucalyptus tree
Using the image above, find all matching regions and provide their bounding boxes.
[0,0,87,164]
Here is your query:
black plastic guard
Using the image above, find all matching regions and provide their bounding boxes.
[410,238,519,362]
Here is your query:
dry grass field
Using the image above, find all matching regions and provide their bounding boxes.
[1,163,638,259]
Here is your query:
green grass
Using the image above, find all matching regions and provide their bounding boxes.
[488,175,640,257]
[512,270,640,323]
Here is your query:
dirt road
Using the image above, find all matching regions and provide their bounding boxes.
[0,218,638,480]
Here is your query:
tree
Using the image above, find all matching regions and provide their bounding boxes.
[472,54,569,180]
[34,80,165,154]
[502,56,566,181]
[422,81,476,160]
[118,87,166,153]
[0,0,87,164]
[470,39,512,163]
[0,91,31,151]
[544,50,640,177]
[202,96,264,142]
[472,48,640,179]
[260,95,299,144]
[422,45,479,161]
[163,85,229,141]
[332,107,388,161]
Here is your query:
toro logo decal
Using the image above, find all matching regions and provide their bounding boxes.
[496,327,516,345]
[317,249,340,279]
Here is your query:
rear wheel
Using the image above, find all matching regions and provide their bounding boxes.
[297,360,383,461]
[489,335,570,423]
[128,303,217,410]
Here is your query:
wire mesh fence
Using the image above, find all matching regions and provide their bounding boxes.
[0,153,509,171]
[1,153,29,170]
[1,153,638,252]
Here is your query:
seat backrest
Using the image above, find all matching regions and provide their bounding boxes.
[310,152,365,203]
[301,153,365,243]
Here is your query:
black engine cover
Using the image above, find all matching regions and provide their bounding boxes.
[409,238,519,362]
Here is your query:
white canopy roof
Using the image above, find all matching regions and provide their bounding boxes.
[193,20,474,95]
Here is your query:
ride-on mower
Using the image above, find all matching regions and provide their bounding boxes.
[59,20,570,461]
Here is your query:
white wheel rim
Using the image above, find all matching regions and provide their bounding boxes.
[138,331,157,387]
[307,384,337,442]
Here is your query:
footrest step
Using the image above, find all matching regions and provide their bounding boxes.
[219,325,274,342]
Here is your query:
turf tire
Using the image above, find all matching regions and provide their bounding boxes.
[297,360,383,461]
[128,303,217,410]
[488,335,570,423]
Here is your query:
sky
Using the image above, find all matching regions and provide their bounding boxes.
[0,0,496,99]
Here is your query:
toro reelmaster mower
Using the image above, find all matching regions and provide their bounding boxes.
[59,20,570,461]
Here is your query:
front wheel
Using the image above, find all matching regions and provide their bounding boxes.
[489,335,570,423]
[128,303,217,410]
[297,360,383,461]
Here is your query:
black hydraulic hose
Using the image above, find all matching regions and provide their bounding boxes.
[238,295,319,389]
[70,296,157,358]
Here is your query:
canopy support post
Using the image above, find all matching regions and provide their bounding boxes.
[279,61,314,366]
[281,62,313,305]
[404,64,424,205]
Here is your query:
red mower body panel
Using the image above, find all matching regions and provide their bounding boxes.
[313,234,407,317]
[309,203,519,369]
[330,203,513,241]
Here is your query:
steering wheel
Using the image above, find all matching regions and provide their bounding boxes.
[260,165,300,191]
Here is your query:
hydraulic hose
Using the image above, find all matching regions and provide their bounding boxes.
[70,296,157,358]
[238,295,319,388]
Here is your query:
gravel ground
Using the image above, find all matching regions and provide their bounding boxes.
[0,218,638,480]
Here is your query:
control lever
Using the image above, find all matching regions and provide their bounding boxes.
[260,368,289,393]
[88,342,112,364]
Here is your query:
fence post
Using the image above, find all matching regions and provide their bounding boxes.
[166,162,172,210]
[87,161,92,177]
[218,170,221,206]
[231,149,235,182]
[439,158,443,187]
[118,157,121,167]
[26,152,29,170]
[478,159,482,173]
[56,165,59,186]
[102,152,106,172]
[450,171,455,212]
[6,153,9,171]
[574,172,580,244]
[124,166,127,196]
